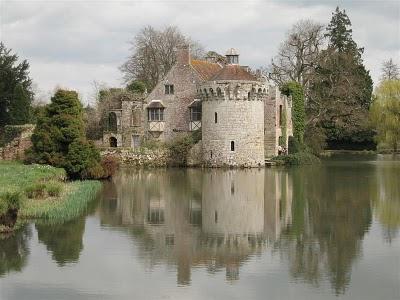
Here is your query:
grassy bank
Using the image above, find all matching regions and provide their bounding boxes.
[0,161,101,232]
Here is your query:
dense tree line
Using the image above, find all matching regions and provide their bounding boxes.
[0,43,33,127]
[270,7,376,151]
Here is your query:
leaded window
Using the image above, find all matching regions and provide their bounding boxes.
[148,108,164,121]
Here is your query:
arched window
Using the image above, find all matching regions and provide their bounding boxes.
[109,112,117,132]
[230,141,235,151]
[109,136,117,147]
[263,88,266,94]
[247,91,251,100]
[217,87,222,97]
[214,112,218,123]
[258,88,262,94]
[209,88,214,96]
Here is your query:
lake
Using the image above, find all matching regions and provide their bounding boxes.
[1,155,399,300]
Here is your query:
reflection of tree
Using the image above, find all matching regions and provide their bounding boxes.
[280,163,373,295]
[0,225,31,277]
[375,157,400,242]
[36,217,85,266]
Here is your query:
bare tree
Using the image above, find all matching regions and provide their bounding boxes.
[269,20,325,90]
[381,58,400,81]
[120,25,205,92]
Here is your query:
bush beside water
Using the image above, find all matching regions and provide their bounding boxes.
[0,161,101,233]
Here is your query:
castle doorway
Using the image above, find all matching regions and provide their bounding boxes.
[109,137,117,147]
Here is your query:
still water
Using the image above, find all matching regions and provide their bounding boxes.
[0,155,399,300]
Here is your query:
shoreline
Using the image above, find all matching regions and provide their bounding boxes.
[0,161,101,234]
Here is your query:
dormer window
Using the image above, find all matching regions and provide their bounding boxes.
[165,84,174,95]
[147,100,165,122]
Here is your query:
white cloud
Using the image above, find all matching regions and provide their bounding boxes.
[1,0,399,102]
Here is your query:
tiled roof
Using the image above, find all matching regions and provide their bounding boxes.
[210,64,258,81]
[191,59,222,81]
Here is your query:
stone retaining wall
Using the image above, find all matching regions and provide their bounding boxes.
[0,125,34,161]
[100,148,171,167]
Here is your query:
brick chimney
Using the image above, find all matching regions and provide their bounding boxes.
[176,45,190,66]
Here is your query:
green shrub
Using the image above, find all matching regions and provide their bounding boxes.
[272,152,320,165]
[64,139,101,179]
[141,138,163,150]
[45,181,63,197]
[25,183,47,199]
[27,89,104,180]
[0,191,23,213]
[167,134,196,166]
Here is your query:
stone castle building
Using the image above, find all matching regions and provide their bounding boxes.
[102,46,293,166]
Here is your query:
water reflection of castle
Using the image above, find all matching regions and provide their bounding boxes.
[99,168,293,285]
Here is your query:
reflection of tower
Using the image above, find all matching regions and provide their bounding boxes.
[202,169,265,281]
[264,169,293,239]
[98,168,293,286]
[202,169,265,235]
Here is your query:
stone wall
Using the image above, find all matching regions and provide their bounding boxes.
[102,94,145,149]
[264,86,293,157]
[0,125,34,161]
[100,148,171,167]
[201,96,265,168]
[202,99,265,167]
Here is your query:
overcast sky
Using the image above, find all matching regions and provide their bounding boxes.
[1,0,399,103]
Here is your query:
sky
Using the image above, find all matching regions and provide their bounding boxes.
[1,0,399,104]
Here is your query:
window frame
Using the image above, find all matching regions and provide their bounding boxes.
[164,84,174,95]
[148,108,165,122]
[190,106,202,122]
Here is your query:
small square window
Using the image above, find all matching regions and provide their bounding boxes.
[165,84,174,95]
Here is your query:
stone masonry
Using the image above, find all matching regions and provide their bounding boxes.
[101,46,293,167]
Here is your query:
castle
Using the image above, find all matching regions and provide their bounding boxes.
[102,46,293,167]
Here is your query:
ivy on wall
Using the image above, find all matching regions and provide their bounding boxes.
[281,82,305,144]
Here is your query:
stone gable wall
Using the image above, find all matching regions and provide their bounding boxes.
[0,125,34,161]
[145,54,203,142]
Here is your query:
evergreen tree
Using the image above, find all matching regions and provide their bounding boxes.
[325,7,361,56]
[308,7,374,149]
[28,89,103,179]
[126,80,146,94]
[9,84,31,125]
[0,42,33,126]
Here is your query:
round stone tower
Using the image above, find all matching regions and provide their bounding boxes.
[199,49,266,167]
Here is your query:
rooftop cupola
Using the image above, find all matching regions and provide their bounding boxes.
[225,48,239,65]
